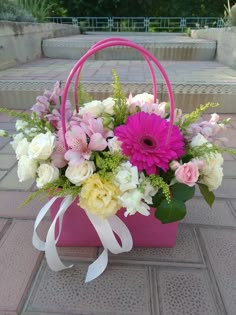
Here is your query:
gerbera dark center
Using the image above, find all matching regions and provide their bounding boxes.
[144,138,153,146]
[140,136,157,149]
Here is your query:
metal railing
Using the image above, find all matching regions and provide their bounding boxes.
[46,16,225,32]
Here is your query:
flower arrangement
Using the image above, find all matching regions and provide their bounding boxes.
[0,38,235,281]
[1,76,232,222]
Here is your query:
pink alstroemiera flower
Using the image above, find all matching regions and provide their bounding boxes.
[115,112,185,175]
[64,125,107,165]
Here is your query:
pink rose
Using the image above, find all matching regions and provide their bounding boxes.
[175,162,199,187]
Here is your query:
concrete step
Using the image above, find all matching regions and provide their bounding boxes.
[0,59,236,113]
[42,34,216,61]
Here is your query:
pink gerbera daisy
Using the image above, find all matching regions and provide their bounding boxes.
[114,112,185,175]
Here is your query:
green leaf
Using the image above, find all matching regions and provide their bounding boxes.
[198,183,215,207]
[152,190,165,207]
[181,154,194,163]
[155,198,187,224]
[171,183,195,202]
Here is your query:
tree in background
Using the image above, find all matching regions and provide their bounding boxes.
[48,0,226,17]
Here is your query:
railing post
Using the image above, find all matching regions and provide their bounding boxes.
[144,17,149,32]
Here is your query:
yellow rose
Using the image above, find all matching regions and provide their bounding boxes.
[79,174,121,219]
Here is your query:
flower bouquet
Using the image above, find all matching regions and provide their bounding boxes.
[0,38,234,282]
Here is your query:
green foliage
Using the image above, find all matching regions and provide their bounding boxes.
[171,183,195,202]
[77,80,93,106]
[0,0,36,22]
[155,198,187,224]
[112,69,129,127]
[17,0,53,22]
[198,183,215,207]
[224,1,236,26]
[149,174,171,203]
[188,143,221,158]
[0,108,30,121]
[180,102,220,130]
[95,151,126,179]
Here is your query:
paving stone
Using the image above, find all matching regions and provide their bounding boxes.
[156,268,220,315]
[0,218,7,234]
[0,170,7,180]
[0,220,49,315]
[195,179,236,199]
[0,143,14,154]
[223,161,236,177]
[184,198,236,226]
[109,225,203,265]
[230,199,236,212]
[200,228,236,315]
[23,261,151,315]
[0,154,16,169]
[0,165,34,191]
[0,191,51,219]
[0,137,10,149]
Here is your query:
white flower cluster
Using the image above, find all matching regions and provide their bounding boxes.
[11,120,59,188]
[79,97,115,118]
[190,134,224,191]
[113,161,158,216]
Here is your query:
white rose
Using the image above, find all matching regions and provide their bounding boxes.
[65,161,95,185]
[200,153,224,191]
[108,136,121,153]
[102,97,115,115]
[114,161,139,192]
[131,93,154,106]
[11,133,24,151]
[15,120,28,131]
[120,189,150,217]
[28,132,55,160]
[17,155,38,182]
[79,100,103,118]
[36,163,59,188]
[190,134,209,147]
[201,164,223,191]
[15,138,30,160]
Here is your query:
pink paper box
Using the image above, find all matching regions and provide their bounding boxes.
[50,198,178,247]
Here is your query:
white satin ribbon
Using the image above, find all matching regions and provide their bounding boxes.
[32,196,133,282]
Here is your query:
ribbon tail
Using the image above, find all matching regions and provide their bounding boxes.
[85,249,108,283]
[45,195,75,271]
[32,196,58,251]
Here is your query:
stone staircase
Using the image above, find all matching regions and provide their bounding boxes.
[0,32,236,113]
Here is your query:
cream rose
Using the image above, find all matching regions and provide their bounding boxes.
[65,161,95,185]
[28,132,55,160]
[200,153,224,191]
[17,155,38,182]
[36,163,59,188]
[102,97,115,115]
[15,138,30,160]
[79,100,103,118]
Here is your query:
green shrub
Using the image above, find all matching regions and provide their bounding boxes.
[0,0,36,22]
[17,0,53,22]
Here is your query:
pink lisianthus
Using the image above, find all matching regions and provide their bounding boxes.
[80,114,113,138]
[64,125,107,165]
[175,161,199,187]
[187,113,227,144]
[44,81,62,105]
[46,100,73,129]
[31,95,50,118]
[115,112,184,175]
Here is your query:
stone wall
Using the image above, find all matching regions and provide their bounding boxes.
[191,27,236,69]
[0,22,80,70]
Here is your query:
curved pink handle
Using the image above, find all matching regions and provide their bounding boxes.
[74,37,157,112]
[62,39,175,148]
